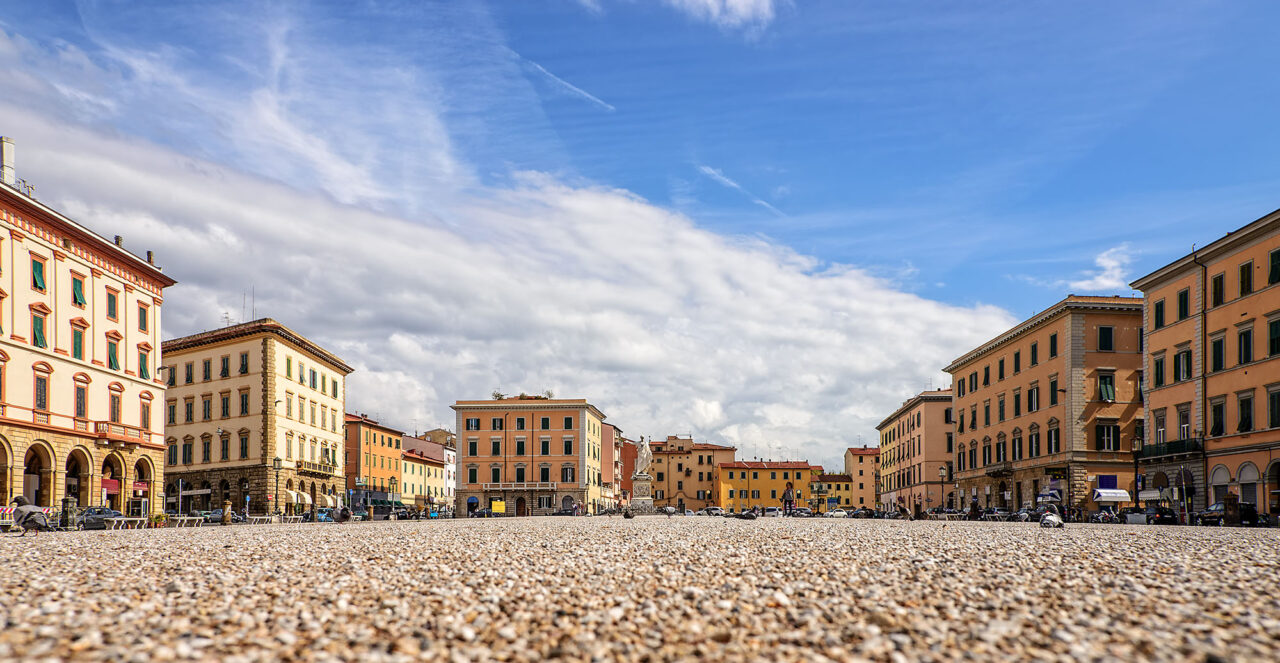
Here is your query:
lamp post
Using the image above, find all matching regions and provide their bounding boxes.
[938,466,947,510]
[272,456,282,518]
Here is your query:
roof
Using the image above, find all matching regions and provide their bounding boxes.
[876,389,953,431]
[1131,207,1280,291]
[817,474,852,482]
[451,397,606,422]
[402,449,443,465]
[943,295,1142,373]
[0,180,177,291]
[720,461,811,470]
[162,318,354,373]
[651,441,736,453]
[846,447,880,456]
[345,412,403,436]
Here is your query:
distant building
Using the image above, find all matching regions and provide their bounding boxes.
[811,473,853,511]
[402,432,451,511]
[650,435,736,512]
[714,460,811,513]
[876,389,954,514]
[345,413,404,513]
[843,447,881,508]
[417,427,457,504]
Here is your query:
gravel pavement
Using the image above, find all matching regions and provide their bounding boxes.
[1,517,1277,662]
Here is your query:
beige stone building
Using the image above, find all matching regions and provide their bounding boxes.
[877,389,955,515]
[453,396,608,516]
[946,295,1143,514]
[162,319,352,515]
[649,435,736,512]
[0,138,176,514]
[843,447,880,508]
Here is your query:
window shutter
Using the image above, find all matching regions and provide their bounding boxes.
[32,261,45,290]
[1095,425,1103,451]
[72,279,86,305]
[32,318,46,348]
[1271,251,1280,285]
[108,344,120,370]
[72,332,82,359]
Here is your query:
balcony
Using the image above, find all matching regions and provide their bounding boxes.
[94,421,148,445]
[1137,437,1203,460]
[297,460,338,476]
[481,482,558,491]
[984,461,1012,477]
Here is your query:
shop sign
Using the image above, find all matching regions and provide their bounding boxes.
[492,500,506,514]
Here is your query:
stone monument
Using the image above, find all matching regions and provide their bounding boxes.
[630,436,656,514]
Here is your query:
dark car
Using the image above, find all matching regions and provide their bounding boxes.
[75,507,122,530]
[551,508,575,516]
[1141,505,1180,525]
[849,507,874,519]
[207,508,245,524]
[470,508,494,518]
[1193,502,1262,527]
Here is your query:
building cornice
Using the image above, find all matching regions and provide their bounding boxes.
[1130,207,1280,292]
[162,318,353,374]
[876,390,953,431]
[451,399,607,422]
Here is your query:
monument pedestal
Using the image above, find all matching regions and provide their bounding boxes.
[630,473,655,514]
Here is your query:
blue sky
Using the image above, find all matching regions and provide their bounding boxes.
[1,0,1277,466]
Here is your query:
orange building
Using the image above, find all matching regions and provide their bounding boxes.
[877,389,955,515]
[1132,209,1280,519]
[713,460,811,513]
[946,295,1143,514]
[452,396,608,516]
[649,435,736,512]
[843,447,880,508]
[344,413,404,513]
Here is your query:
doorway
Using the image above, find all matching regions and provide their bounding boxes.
[516,497,527,517]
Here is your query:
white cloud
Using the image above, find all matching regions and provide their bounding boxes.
[0,19,1015,470]
[1066,244,1134,292]
[663,0,781,33]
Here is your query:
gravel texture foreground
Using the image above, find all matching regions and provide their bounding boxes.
[1,518,1278,662]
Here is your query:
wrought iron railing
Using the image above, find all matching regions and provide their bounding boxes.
[1137,437,1203,459]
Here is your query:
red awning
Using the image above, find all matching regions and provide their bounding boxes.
[101,478,120,494]
[132,481,149,491]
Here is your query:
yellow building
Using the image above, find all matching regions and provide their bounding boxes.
[0,137,177,514]
[649,435,736,512]
[714,461,811,513]
[403,432,453,513]
[453,396,608,516]
[162,319,352,515]
[811,473,854,512]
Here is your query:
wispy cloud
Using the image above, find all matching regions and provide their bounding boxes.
[697,164,784,216]
[1066,244,1135,292]
[663,0,781,34]
[516,52,615,112]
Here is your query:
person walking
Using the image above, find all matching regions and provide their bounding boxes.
[782,482,795,516]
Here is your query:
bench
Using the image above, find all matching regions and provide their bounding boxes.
[246,515,274,525]
[169,516,204,528]
[104,517,147,530]
[281,515,306,524]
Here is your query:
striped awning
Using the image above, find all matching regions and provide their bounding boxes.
[299,491,313,505]
[283,489,300,504]
[321,494,336,507]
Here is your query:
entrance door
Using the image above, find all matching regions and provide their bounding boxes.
[516,497,527,517]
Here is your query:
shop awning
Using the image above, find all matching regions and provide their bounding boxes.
[299,492,313,505]
[283,489,299,504]
[322,495,336,507]
[372,499,386,506]
[1093,489,1131,503]
[1138,489,1162,501]
[1036,489,1062,503]
[395,501,406,508]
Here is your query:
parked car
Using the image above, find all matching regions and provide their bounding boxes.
[1194,502,1262,527]
[1141,505,1180,525]
[75,507,122,530]
[849,507,874,519]
[763,507,781,517]
[470,508,495,518]
[551,508,575,516]
[791,507,814,518]
[207,508,245,524]
[824,509,848,518]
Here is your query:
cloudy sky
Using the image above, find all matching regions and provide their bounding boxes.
[2,1,1278,469]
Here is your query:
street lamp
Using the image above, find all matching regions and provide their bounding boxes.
[272,456,282,518]
[938,466,948,510]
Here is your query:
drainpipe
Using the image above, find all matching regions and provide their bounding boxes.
[1192,249,1207,514]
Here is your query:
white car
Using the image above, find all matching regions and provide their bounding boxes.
[824,509,848,518]
[684,509,695,516]
[763,507,781,517]
[706,507,725,516]
[695,509,708,516]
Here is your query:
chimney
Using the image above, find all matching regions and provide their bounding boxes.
[1,137,13,186]
[146,250,154,264]
[113,235,123,247]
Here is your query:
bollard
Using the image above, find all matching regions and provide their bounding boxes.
[223,499,233,525]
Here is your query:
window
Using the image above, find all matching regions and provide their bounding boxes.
[1012,351,1020,374]
[1049,333,1058,358]
[1177,289,1190,320]
[31,256,46,291]
[71,276,86,306]
[968,447,976,468]
[491,440,501,455]
[491,467,501,483]
[220,436,229,461]
[1210,400,1226,437]
[1048,379,1058,406]
[1012,435,1022,460]
[958,381,965,398]
[1239,328,1254,365]
[516,439,525,456]
[74,385,87,419]
[969,406,976,430]
[182,440,192,465]
[72,328,84,360]
[217,356,229,378]
[983,366,990,386]
[240,435,249,459]
[107,341,119,370]
[1046,428,1060,454]
[184,399,193,423]
[138,304,148,332]
[1027,387,1039,412]
[1270,319,1280,357]
[202,359,211,381]
[1212,337,1225,371]
[201,397,212,420]
[31,314,47,348]
[168,443,177,466]
[201,438,211,463]
[241,352,250,375]
[1153,356,1165,387]
[564,439,573,455]
[516,417,526,430]
[540,417,550,430]
[561,466,576,482]
[1095,423,1119,451]
[468,467,478,483]
[540,439,550,455]
[167,402,176,425]
[1210,273,1225,307]
[983,402,990,426]
[491,417,504,430]
[467,440,477,456]
[1174,349,1192,382]
[969,373,977,392]
[240,392,249,415]
[515,467,526,482]
[138,350,149,380]
[1241,262,1254,297]
[465,418,480,431]
[1013,389,1022,416]
[106,290,118,320]
[1098,374,1115,402]
[1030,342,1038,366]
[1098,326,1114,352]
[997,359,1005,381]
[564,416,573,429]
[1269,390,1280,430]
[220,395,230,418]
[1238,393,1254,432]
[184,362,193,384]
[998,396,1005,422]
[1154,412,1166,444]
[286,357,292,379]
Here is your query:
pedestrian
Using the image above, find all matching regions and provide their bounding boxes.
[782,482,795,516]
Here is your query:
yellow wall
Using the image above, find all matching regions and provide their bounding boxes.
[714,465,811,512]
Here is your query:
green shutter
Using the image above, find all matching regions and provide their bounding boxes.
[72,278,86,306]
[139,354,150,379]
[31,259,45,290]
[1271,251,1280,285]
[108,343,120,370]
[1100,381,1115,402]
[32,316,46,348]
[72,330,83,359]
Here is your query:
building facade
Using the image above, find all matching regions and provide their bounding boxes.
[877,389,955,514]
[419,428,457,505]
[811,473,853,512]
[402,432,451,512]
[400,449,430,509]
[714,460,811,513]
[0,139,176,515]
[344,413,404,512]
[162,319,351,515]
[843,447,881,509]
[453,396,608,516]
[650,435,736,512]
[1132,209,1280,518]
[946,296,1143,514]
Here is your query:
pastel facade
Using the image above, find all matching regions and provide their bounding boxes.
[162,319,350,514]
[1132,209,1280,517]
[344,413,404,511]
[453,396,608,516]
[713,460,811,512]
[946,296,1143,513]
[876,389,954,514]
[402,433,451,509]
[0,148,175,514]
[842,447,880,508]
[811,473,854,511]
[650,435,736,512]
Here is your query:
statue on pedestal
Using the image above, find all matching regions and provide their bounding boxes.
[629,436,656,514]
